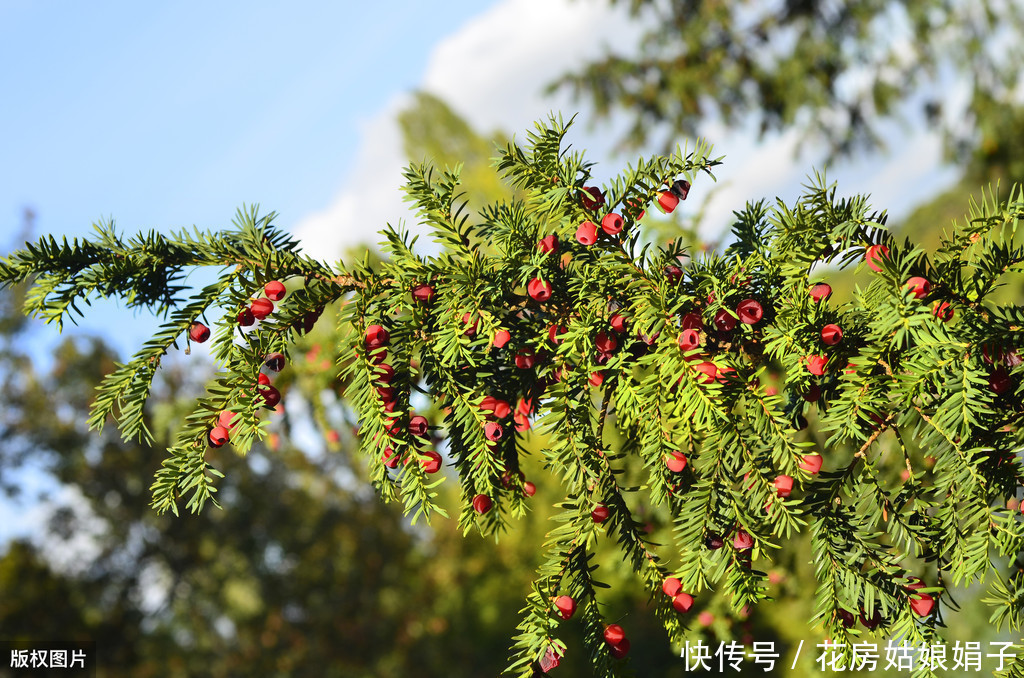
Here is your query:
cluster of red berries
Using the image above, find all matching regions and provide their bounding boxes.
[662,576,694,614]
[864,246,1016,395]
[237,280,288,327]
[552,594,630,657]
[202,281,299,447]
[363,323,444,475]
[674,295,763,385]
[208,349,287,448]
[572,179,690,248]
[905,577,936,617]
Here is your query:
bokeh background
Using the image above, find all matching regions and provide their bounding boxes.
[2,1,1022,675]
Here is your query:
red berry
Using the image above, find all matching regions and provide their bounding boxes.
[490,397,511,417]
[409,415,429,438]
[576,220,599,245]
[989,368,1012,394]
[672,592,694,613]
[807,355,828,376]
[258,373,272,386]
[713,309,737,332]
[189,322,211,343]
[662,577,683,597]
[736,299,763,325]
[909,591,935,617]
[492,329,511,348]
[716,365,736,383]
[657,190,679,213]
[802,384,821,402]
[517,398,535,416]
[472,494,493,514]
[480,397,512,419]
[680,312,703,330]
[821,324,843,346]
[365,325,390,350]
[374,364,395,384]
[264,280,286,301]
[264,352,286,372]
[638,329,660,345]
[237,309,255,326]
[528,278,554,302]
[733,529,753,550]
[609,313,627,333]
[860,608,882,630]
[609,639,630,659]
[580,186,605,210]
[693,361,718,384]
[540,647,561,672]
[538,234,558,254]
[523,481,537,497]
[420,450,442,474]
[595,331,617,353]
[601,213,624,235]
[664,265,683,283]
[866,244,889,272]
[810,283,832,302]
[548,324,567,344]
[257,385,281,409]
[382,447,399,469]
[678,329,701,353]
[774,474,794,498]
[799,454,823,474]
[904,276,931,300]
[837,609,855,628]
[932,301,954,321]
[554,595,576,620]
[484,421,504,441]
[589,371,605,387]
[461,312,478,336]
[665,452,688,473]
[603,624,626,646]
[515,350,538,369]
[412,283,435,303]
[591,503,610,523]
[301,311,320,334]
[671,179,691,200]
[981,343,1003,365]
[209,426,229,447]
[218,410,237,430]
[705,533,724,549]
[250,298,274,320]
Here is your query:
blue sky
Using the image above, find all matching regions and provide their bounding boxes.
[2,1,494,235]
[1,0,506,355]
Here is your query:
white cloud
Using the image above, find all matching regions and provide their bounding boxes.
[292,0,642,262]
[420,0,641,135]
[292,94,414,262]
[293,0,963,263]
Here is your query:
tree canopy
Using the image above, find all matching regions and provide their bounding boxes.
[556,0,1024,164]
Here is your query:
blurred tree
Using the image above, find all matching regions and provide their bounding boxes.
[398,91,513,215]
[557,0,1024,164]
